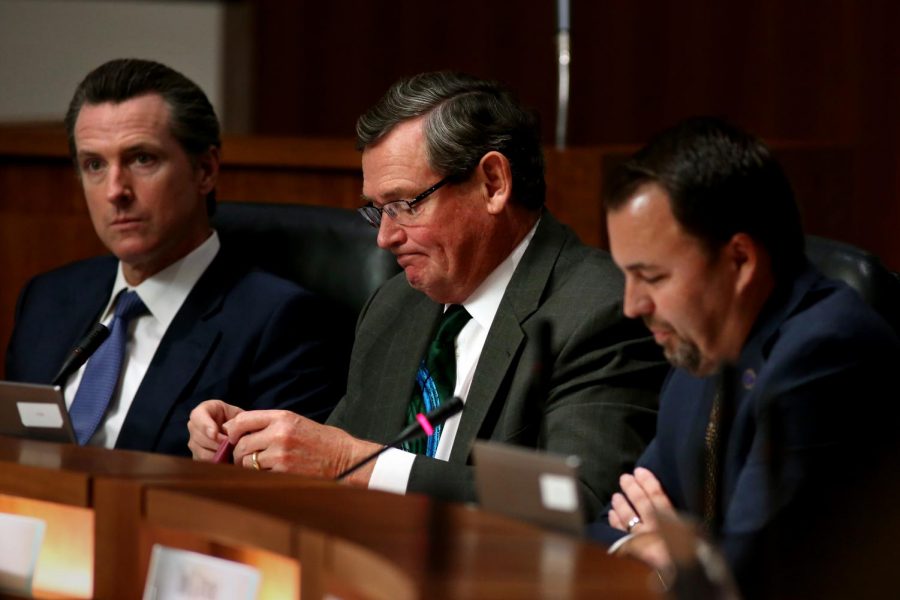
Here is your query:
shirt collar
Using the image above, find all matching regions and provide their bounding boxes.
[457,219,539,329]
[104,231,220,329]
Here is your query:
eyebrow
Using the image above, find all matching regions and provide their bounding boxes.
[76,143,158,160]
[622,262,660,272]
[360,186,414,207]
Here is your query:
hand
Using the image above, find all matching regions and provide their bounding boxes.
[608,467,675,571]
[188,399,245,460]
[223,410,384,486]
[609,467,674,534]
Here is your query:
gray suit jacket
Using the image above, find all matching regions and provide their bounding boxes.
[327,212,667,517]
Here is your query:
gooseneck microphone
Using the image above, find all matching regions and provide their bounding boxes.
[51,323,110,386]
[335,396,464,481]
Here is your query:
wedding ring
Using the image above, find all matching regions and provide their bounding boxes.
[251,450,261,471]
[626,515,641,532]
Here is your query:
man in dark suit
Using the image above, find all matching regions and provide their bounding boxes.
[188,72,667,517]
[590,117,900,597]
[5,59,337,455]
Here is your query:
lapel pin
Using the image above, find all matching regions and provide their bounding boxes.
[741,368,757,390]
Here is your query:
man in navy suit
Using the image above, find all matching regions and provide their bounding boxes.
[591,117,900,597]
[5,59,338,455]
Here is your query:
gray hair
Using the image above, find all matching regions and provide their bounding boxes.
[356,72,545,209]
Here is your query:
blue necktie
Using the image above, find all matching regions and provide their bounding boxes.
[403,305,471,456]
[69,290,147,445]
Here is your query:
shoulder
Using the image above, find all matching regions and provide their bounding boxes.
[23,256,117,292]
[773,277,900,361]
[531,213,625,300]
[209,266,321,315]
[15,256,116,316]
[536,239,626,320]
[752,275,900,399]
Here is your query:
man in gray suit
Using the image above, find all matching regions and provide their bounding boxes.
[188,72,666,517]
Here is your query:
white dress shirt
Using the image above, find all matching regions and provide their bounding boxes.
[64,231,220,448]
[369,221,539,494]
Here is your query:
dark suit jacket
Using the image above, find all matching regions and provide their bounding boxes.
[587,264,900,597]
[327,212,668,518]
[6,249,340,456]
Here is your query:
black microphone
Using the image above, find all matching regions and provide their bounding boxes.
[51,323,110,386]
[335,396,464,481]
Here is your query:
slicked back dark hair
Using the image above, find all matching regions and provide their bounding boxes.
[356,71,545,209]
[604,117,805,283]
[64,58,221,214]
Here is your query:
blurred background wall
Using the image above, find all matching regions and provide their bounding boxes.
[0,0,897,267]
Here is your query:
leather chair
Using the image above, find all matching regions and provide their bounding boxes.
[212,201,401,386]
[806,235,900,334]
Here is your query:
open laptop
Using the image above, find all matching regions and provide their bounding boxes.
[472,440,585,535]
[0,381,76,443]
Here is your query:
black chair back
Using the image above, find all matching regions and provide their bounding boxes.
[213,202,399,317]
[806,235,900,334]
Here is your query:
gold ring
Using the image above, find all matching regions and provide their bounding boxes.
[251,450,261,471]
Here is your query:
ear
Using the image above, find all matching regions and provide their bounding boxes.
[726,233,761,294]
[477,151,512,215]
[195,146,220,196]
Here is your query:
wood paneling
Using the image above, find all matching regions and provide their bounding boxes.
[245,0,900,268]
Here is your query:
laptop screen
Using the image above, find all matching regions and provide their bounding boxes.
[0,381,76,443]
[473,441,585,535]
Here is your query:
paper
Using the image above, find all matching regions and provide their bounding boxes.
[0,512,46,595]
[143,544,260,600]
[16,402,64,428]
[539,473,579,512]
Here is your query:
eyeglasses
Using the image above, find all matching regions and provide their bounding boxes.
[357,175,453,228]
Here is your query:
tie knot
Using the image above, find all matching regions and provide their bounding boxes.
[114,290,147,322]
[436,304,472,344]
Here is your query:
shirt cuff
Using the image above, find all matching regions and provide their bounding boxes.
[607,532,635,554]
[367,447,415,495]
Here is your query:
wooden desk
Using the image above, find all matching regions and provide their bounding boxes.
[0,436,318,599]
[141,483,657,600]
[0,436,657,599]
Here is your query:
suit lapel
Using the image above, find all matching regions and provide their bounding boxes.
[373,295,442,441]
[450,213,570,462]
[115,253,232,451]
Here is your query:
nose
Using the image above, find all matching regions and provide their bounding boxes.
[622,279,652,319]
[106,163,132,204]
[376,214,404,249]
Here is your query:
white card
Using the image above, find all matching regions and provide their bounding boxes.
[16,402,64,428]
[0,512,46,595]
[539,473,579,512]
[143,544,261,600]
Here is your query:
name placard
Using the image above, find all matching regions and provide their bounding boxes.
[143,544,260,600]
[0,512,46,595]
[539,473,579,512]
[16,401,65,428]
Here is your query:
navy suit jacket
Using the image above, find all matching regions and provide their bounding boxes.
[588,265,900,597]
[6,249,340,456]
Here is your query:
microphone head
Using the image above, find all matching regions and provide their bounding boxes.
[423,396,464,426]
[394,396,465,446]
[80,323,111,354]
[51,322,111,386]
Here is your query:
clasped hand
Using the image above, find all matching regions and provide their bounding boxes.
[187,399,382,486]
